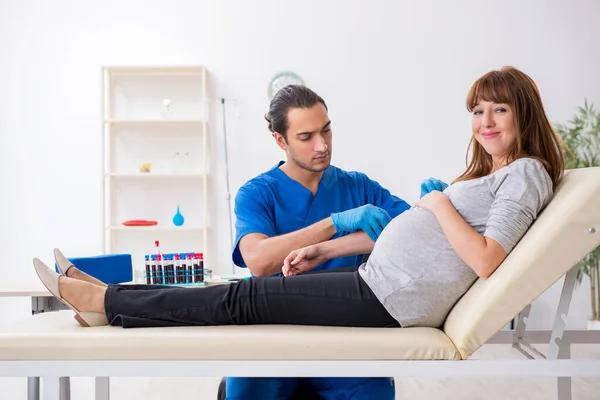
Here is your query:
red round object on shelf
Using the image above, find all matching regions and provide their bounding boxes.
[122,220,158,226]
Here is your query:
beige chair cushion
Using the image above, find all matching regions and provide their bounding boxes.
[0,311,461,361]
[444,167,600,359]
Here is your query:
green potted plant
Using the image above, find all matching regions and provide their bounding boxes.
[555,99,600,329]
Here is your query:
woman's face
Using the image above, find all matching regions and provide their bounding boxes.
[471,100,518,166]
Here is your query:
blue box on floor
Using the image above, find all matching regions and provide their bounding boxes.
[54,253,133,284]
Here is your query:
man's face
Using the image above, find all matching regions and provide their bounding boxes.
[278,103,332,173]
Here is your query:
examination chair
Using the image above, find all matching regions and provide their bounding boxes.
[1,167,599,400]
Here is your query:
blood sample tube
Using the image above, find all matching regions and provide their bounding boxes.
[186,253,193,283]
[150,255,157,284]
[168,254,174,284]
[144,255,151,284]
[194,254,202,283]
[198,253,205,283]
[156,254,164,284]
[169,254,175,284]
[179,253,187,284]
[163,254,171,284]
[174,253,181,284]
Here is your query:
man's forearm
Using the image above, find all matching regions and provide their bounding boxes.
[247,217,337,276]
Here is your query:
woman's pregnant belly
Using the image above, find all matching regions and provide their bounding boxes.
[361,207,449,294]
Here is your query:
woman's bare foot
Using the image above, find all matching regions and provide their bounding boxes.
[59,276,107,314]
[65,266,108,287]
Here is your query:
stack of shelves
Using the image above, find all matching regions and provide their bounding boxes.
[101,66,210,281]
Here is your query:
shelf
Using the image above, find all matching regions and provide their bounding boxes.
[102,65,210,274]
[105,66,206,75]
[105,120,205,126]
[107,225,205,232]
[105,173,205,179]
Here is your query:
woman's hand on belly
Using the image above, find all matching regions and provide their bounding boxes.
[414,191,451,213]
[282,244,327,276]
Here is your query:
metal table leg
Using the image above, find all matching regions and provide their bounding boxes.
[95,377,110,400]
[60,377,71,400]
[29,296,70,400]
[27,377,40,400]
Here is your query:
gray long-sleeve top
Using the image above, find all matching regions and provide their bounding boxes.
[358,157,554,328]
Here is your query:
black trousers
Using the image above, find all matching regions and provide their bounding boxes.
[105,267,400,328]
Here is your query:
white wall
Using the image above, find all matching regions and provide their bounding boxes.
[1,0,599,340]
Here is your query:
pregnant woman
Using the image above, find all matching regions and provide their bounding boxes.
[33,66,564,334]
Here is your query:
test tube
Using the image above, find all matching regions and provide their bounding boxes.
[153,240,161,285]
[194,254,202,283]
[169,254,176,284]
[150,255,157,284]
[186,253,193,283]
[179,253,187,284]
[199,253,205,283]
[144,255,151,284]
[174,253,181,284]
[166,254,174,284]
[180,254,186,283]
[162,254,169,284]
[156,254,164,284]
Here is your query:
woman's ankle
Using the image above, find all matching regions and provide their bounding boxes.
[60,277,106,313]
[69,267,107,287]
[95,287,107,314]
[64,265,75,277]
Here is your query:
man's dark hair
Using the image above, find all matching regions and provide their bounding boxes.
[264,85,328,140]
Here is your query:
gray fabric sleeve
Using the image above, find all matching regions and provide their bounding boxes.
[484,159,553,253]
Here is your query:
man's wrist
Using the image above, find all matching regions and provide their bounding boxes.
[327,215,341,234]
[330,213,340,230]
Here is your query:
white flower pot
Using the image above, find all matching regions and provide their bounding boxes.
[588,320,600,330]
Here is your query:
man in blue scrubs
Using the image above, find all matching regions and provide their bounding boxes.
[227,85,410,400]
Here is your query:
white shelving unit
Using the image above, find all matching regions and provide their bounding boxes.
[101,66,210,281]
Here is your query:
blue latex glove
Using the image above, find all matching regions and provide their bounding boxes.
[420,177,448,198]
[331,204,392,242]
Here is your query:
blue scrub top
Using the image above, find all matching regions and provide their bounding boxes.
[232,161,410,273]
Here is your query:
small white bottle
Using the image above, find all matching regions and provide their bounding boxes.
[182,152,191,173]
[172,152,182,174]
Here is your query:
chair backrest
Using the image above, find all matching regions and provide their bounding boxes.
[443,167,600,359]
